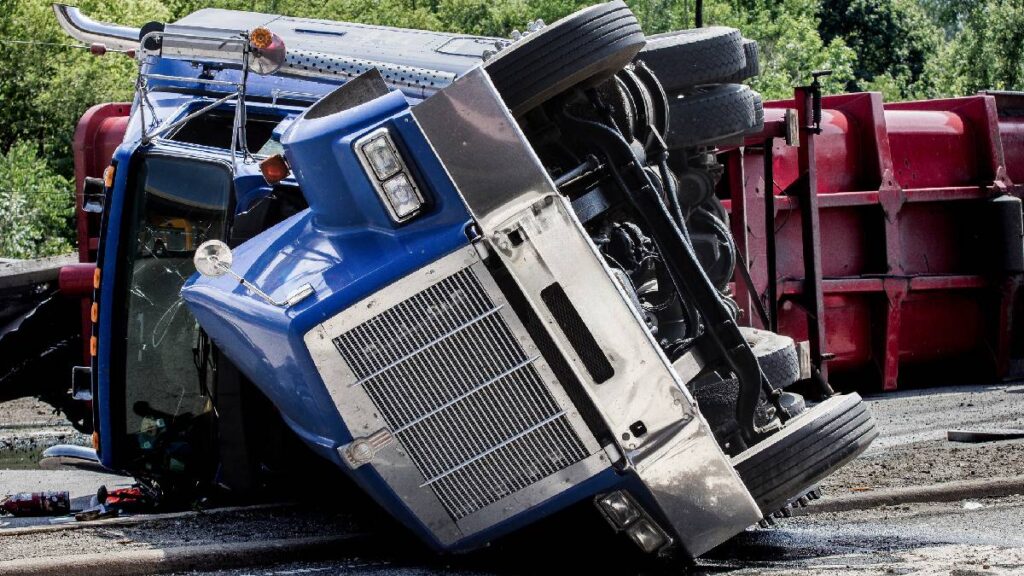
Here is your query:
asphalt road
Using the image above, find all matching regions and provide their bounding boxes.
[171,495,1024,575]
[3,383,1024,575]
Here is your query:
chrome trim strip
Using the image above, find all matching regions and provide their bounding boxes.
[348,304,505,387]
[141,73,241,87]
[419,410,567,487]
[393,355,539,434]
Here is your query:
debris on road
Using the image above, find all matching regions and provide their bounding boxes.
[0,492,70,517]
[74,504,118,522]
[947,429,1024,443]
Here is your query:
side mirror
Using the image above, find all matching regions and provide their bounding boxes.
[193,240,313,308]
[82,176,105,213]
[194,239,233,277]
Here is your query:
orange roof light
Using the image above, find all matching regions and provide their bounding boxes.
[90,336,98,357]
[250,27,274,50]
[93,267,101,289]
[103,165,116,188]
[90,302,99,323]
[260,154,291,185]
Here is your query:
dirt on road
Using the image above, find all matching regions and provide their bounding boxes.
[820,382,1024,495]
[2,383,1024,575]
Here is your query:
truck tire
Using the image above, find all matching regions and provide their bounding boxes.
[721,39,760,83]
[485,1,645,116]
[666,83,763,149]
[637,27,745,94]
[733,393,878,515]
[741,327,800,390]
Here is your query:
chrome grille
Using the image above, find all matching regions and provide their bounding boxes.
[333,266,589,519]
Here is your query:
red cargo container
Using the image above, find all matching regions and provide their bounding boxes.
[66,94,1023,393]
[721,91,1024,391]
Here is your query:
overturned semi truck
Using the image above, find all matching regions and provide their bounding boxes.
[7,2,885,557]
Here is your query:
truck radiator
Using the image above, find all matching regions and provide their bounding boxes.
[332,265,589,519]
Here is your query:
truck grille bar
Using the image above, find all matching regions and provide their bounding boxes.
[332,265,589,519]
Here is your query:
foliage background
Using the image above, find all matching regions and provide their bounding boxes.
[0,0,1021,258]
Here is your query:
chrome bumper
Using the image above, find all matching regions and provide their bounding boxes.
[409,67,762,555]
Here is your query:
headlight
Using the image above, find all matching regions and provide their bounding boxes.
[626,518,670,554]
[597,491,641,528]
[595,491,674,555]
[361,135,402,180]
[355,128,425,222]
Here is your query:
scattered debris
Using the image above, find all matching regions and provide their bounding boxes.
[947,429,1024,443]
[0,491,70,517]
[98,485,153,514]
[74,504,119,522]
[963,501,984,510]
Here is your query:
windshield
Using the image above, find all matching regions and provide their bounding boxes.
[119,155,231,468]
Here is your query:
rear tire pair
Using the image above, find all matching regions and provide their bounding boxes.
[638,27,763,148]
[485,2,763,150]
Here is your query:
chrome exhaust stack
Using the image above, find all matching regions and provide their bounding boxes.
[52,4,140,52]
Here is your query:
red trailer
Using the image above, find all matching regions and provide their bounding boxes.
[720,90,1024,391]
[62,92,1024,394]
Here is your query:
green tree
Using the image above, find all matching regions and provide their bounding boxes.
[920,0,1024,96]
[706,0,858,99]
[0,1,160,177]
[818,0,942,97]
[0,141,74,259]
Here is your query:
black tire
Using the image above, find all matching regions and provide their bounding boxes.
[721,39,760,84]
[637,26,745,94]
[666,83,762,149]
[752,90,764,130]
[485,1,645,116]
[741,327,800,390]
[733,393,878,515]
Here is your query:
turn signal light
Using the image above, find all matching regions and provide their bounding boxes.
[250,27,274,49]
[93,267,101,289]
[89,336,98,357]
[103,165,115,188]
[260,154,290,184]
[90,302,98,323]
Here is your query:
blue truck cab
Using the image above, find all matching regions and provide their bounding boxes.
[58,1,877,558]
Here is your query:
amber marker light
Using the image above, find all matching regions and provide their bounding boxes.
[93,267,101,289]
[90,336,98,357]
[92,432,100,451]
[250,27,274,50]
[103,165,116,188]
[260,154,291,185]
[91,302,99,323]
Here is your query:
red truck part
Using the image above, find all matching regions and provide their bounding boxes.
[66,103,129,361]
[721,91,1024,391]
[72,103,129,262]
